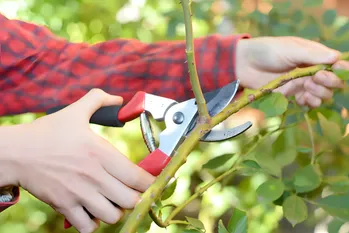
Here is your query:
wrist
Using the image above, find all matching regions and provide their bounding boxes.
[0,124,30,187]
[235,38,251,88]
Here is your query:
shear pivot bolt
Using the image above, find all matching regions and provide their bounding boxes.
[173,112,184,124]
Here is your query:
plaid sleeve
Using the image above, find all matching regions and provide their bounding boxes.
[0,13,250,116]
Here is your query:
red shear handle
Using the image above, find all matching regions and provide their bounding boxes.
[137,149,172,176]
[47,91,147,127]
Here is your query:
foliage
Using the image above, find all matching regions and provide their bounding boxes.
[1,0,349,233]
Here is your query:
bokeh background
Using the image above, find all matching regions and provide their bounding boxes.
[1,0,349,233]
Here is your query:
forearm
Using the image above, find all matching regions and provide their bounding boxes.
[0,13,250,116]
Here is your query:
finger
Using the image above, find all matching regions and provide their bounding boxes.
[73,88,124,117]
[313,70,345,89]
[93,135,155,192]
[303,92,322,108]
[277,78,306,96]
[98,169,141,209]
[333,60,349,70]
[295,92,306,106]
[287,37,340,65]
[304,78,333,100]
[81,192,124,225]
[59,206,98,233]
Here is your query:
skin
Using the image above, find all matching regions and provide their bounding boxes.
[1,36,349,233]
[237,36,349,108]
[0,89,156,233]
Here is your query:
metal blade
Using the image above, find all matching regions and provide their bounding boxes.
[200,121,253,142]
[187,80,240,133]
[204,80,240,117]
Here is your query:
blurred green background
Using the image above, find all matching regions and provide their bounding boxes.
[1,0,349,232]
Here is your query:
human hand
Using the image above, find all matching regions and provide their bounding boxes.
[236,36,349,108]
[0,89,155,233]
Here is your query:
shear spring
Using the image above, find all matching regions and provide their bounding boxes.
[140,112,156,152]
[0,186,13,203]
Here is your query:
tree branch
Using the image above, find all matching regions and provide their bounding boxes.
[180,0,210,120]
[119,52,349,233]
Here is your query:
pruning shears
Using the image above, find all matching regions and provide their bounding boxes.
[3,80,253,229]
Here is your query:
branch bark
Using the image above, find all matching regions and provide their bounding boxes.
[119,52,349,233]
[180,0,210,120]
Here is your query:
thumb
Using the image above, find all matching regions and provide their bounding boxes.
[74,88,123,117]
[285,37,340,66]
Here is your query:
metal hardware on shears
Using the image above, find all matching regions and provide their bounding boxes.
[47,80,252,177]
[46,80,252,229]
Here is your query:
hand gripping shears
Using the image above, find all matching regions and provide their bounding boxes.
[36,80,253,228]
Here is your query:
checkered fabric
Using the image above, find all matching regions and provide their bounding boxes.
[0,13,250,212]
[0,13,250,116]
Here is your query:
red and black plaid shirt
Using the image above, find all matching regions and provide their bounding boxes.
[0,13,250,116]
[0,13,250,212]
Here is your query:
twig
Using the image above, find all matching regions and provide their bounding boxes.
[118,22,349,233]
[180,0,210,120]
[164,138,261,224]
[304,113,316,164]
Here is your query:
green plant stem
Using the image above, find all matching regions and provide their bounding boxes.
[304,113,316,164]
[165,167,238,225]
[164,133,265,224]
[119,54,349,233]
[180,0,210,120]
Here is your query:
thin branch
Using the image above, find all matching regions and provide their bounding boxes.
[164,133,264,224]
[149,208,167,228]
[180,0,210,120]
[119,52,349,233]
[304,113,316,164]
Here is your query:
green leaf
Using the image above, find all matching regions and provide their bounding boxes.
[293,164,322,193]
[253,139,281,177]
[202,154,235,169]
[239,160,263,176]
[282,195,308,227]
[218,220,229,233]
[161,179,177,201]
[242,160,261,169]
[249,10,269,25]
[166,18,178,38]
[322,9,337,26]
[333,69,349,81]
[317,112,342,145]
[256,179,285,202]
[324,176,349,194]
[271,23,293,36]
[334,91,349,109]
[297,147,312,153]
[336,22,349,37]
[315,193,349,221]
[257,92,289,118]
[272,127,297,166]
[328,218,345,233]
[304,0,323,7]
[227,208,247,233]
[291,10,304,24]
[298,24,321,39]
[185,217,205,230]
[272,1,292,15]
[182,229,202,233]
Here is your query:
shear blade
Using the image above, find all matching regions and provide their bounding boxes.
[204,80,240,117]
[187,80,240,133]
[200,121,253,142]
